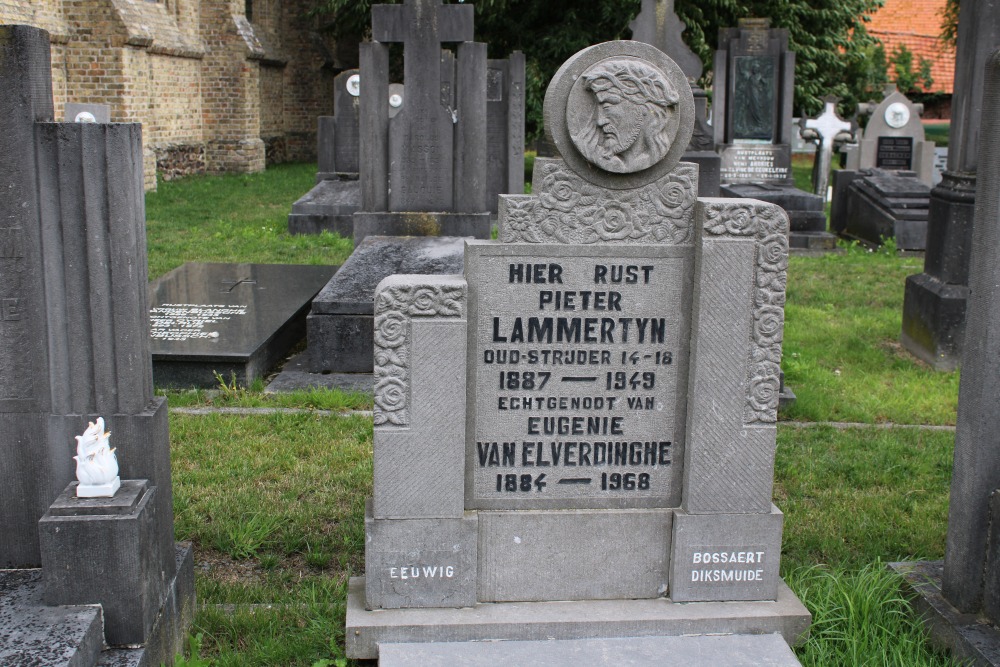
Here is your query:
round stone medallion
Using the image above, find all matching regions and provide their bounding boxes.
[347,74,361,97]
[884,102,910,129]
[543,41,694,188]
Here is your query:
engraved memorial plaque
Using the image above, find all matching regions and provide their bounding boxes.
[733,56,776,142]
[876,136,914,170]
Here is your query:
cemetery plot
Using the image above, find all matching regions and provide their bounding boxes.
[149,263,337,387]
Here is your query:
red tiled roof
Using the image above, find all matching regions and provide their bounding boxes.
[867,0,956,94]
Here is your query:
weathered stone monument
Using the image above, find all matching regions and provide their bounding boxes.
[630,0,720,197]
[486,53,527,212]
[892,47,1000,666]
[345,40,810,662]
[900,0,1000,370]
[844,85,936,183]
[306,0,525,376]
[288,71,407,236]
[714,19,832,249]
[830,85,935,248]
[0,24,193,664]
[354,0,491,243]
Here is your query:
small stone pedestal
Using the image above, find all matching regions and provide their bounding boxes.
[39,480,168,646]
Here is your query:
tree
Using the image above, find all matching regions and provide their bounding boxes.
[310,0,885,140]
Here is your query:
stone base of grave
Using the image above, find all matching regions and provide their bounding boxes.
[353,212,492,246]
[0,544,195,667]
[720,183,836,251]
[891,561,1000,666]
[345,576,811,660]
[842,170,930,251]
[287,177,360,237]
[376,633,802,666]
[149,263,337,388]
[308,236,466,374]
[900,272,969,371]
[778,370,796,410]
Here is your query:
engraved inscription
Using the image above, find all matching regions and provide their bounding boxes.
[568,57,680,174]
[149,303,247,341]
[689,547,768,583]
[876,137,914,170]
[469,251,690,507]
[719,147,789,182]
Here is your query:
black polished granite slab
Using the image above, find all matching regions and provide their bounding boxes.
[149,263,338,388]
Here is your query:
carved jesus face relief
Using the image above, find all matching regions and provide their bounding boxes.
[569,58,680,174]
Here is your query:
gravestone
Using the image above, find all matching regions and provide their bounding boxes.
[486,53,526,213]
[714,19,832,250]
[844,85,935,184]
[149,262,337,387]
[892,47,1000,665]
[306,0,526,377]
[831,86,934,244]
[630,0,721,196]
[841,169,931,250]
[288,71,405,236]
[354,0,491,243]
[900,0,1000,371]
[798,96,854,199]
[308,236,466,374]
[0,24,193,664]
[345,40,810,660]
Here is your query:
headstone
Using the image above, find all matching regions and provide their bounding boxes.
[486,53,527,213]
[354,0,492,242]
[0,24,193,663]
[630,0,721,197]
[148,262,337,388]
[842,169,931,249]
[287,71,405,236]
[308,236,466,374]
[345,39,810,659]
[799,96,854,199]
[713,19,833,250]
[933,147,949,186]
[842,85,936,183]
[900,0,1000,371]
[891,47,1000,665]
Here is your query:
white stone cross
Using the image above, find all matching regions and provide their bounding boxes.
[802,96,854,200]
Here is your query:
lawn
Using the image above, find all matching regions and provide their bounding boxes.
[153,164,960,666]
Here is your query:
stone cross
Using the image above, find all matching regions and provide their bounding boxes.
[371,0,475,211]
[801,96,853,199]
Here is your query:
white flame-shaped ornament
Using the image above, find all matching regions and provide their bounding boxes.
[74,418,120,497]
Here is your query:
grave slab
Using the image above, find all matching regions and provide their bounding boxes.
[149,262,337,388]
[287,178,359,237]
[892,561,1000,667]
[377,633,803,666]
[308,236,465,374]
[843,169,930,250]
[264,350,373,393]
[346,577,810,659]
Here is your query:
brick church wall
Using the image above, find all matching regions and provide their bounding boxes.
[1,0,335,190]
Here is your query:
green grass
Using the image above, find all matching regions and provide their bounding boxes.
[153,165,965,665]
[145,163,354,280]
[924,122,950,148]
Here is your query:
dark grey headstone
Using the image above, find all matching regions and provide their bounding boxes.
[942,46,1000,618]
[332,69,361,176]
[149,263,337,388]
[486,53,526,213]
[714,19,796,186]
[307,236,465,374]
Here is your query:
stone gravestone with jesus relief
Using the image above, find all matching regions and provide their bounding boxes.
[346,40,810,662]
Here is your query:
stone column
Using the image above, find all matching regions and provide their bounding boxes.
[900,0,1000,370]
[941,46,1000,618]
